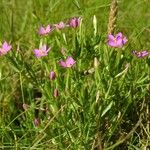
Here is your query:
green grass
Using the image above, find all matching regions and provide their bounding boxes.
[0,0,150,149]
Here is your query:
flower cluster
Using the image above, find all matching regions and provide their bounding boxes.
[1,26,149,60]
[1,16,150,128]
[107,32,149,58]
[38,17,81,36]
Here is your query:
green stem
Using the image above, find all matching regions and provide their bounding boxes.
[19,72,25,104]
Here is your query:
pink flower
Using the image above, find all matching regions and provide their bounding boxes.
[49,71,56,80]
[38,25,52,35]
[34,45,51,58]
[0,41,12,56]
[108,32,128,48]
[53,89,59,98]
[133,50,149,58]
[54,21,65,30]
[59,56,76,68]
[68,17,81,28]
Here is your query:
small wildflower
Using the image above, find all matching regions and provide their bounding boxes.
[49,71,56,80]
[59,56,76,68]
[68,17,81,28]
[108,32,128,48]
[34,45,51,58]
[0,41,12,56]
[38,25,52,35]
[53,89,59,98]
[133,50,149,58]
[33,118,40,127]
[54,21,65,30]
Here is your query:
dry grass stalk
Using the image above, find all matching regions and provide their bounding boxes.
[107,0,118,34]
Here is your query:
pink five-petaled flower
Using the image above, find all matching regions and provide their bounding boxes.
[34,45,51,58]
[38,25,52,35]
[54,21,65,30]
[59,56,76,68]
[0,41,12,56]
[108,32,128,48]
[133,50,149,58]
[69,17,81,28]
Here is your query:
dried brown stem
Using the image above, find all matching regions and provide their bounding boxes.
[107,0,118,34]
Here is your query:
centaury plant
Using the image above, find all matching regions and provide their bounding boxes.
[0,0,150,150]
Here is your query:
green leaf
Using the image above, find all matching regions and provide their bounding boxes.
[101,101,113,117]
